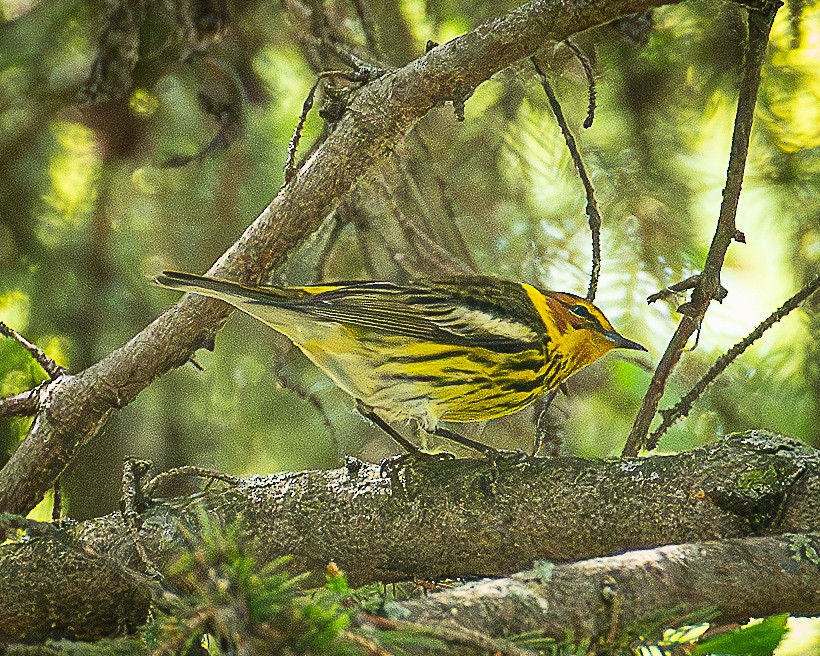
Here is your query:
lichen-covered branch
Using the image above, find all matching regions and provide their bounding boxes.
[0,432,816,642]
[0,0,683,516]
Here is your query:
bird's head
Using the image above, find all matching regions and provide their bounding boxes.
[541,292,646,369]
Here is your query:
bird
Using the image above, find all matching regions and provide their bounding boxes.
[155,271,646,455]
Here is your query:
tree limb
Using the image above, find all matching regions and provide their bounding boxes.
[0,389,40,419]
[0,0,684,515]
[0,431,816,642]
[395,533,819,647]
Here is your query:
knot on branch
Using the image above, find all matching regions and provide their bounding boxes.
[647,274,728,313]
[451,80,474,122]
[701,432,812,531]
[0,323,73,420]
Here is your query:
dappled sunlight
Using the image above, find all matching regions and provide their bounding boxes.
[38,121,100,247]
[0,290,30,331]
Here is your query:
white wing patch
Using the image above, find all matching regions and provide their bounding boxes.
[433,306,539,342]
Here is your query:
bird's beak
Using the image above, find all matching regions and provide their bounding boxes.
[605,331,647,352]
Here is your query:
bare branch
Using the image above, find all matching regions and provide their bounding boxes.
[284,77,321,184]
[563,38,597,128]
[623,1,782,456]
[648,272,820,447]
[349,0,378,52]
[398,533,819,645]
[0,322,64,380]
[530,56,601,302]
[144,465,241,497]
[0,389,39,419]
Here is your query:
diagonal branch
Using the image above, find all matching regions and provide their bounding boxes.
[623,1,782,456]
[0,0,684,515]
[648,272,820,447]
[0,322,65,381]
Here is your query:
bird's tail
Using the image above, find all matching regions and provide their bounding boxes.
[154,271,289,306]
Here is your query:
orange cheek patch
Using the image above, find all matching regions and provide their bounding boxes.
[544,297,570,332]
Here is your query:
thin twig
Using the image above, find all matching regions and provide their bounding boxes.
[533,388,561,456]
[306,0,332,63]
[623,2,781,457]
[349,0,378,52]
[648,272,820,447]
[284,68,384,184]
[391,152,476,276]
[0,322,64,380]
[322,37,385,74]
[563,39,597,128]
[0,389,40,419]
[270,356,343,459]
[284,78,321,184]
[144,465,241,498]
[530,56,601,302]
[314,207,349,280]
[407,132,478,273]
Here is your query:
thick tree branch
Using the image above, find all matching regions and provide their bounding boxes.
[0,432,816,642]
[0,0,684,515]
[396,533,819,646]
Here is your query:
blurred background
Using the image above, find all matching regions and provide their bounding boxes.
[0,0,818,523]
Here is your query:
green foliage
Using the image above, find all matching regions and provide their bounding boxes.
[142,515,354,655]
[511,631,591,655]
[692,614,790,656]
[787,534,820,564]
[137,513,471,655]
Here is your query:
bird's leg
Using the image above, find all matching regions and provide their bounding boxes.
[355,401,422,455]
[432,426,529,463]
[429,425,496,456]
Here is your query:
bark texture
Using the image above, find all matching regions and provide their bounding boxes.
[0,431,816,642]
[397,533,820,643]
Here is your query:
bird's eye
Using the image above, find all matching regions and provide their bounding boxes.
[570,304,593,320]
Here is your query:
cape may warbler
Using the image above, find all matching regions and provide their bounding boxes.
[156,272,645,451]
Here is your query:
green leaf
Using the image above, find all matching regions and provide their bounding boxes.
[692,614,789,656]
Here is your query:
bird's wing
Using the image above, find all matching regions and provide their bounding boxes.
[273,281,543,352]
